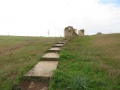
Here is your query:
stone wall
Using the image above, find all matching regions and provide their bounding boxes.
[64,26,85,38]
[64,26,78,38]
[78,29,84,36]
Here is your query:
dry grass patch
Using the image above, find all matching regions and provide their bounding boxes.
[0,36,62,90]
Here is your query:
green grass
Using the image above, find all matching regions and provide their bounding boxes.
[50,34,120,90]
[0,36,62,90]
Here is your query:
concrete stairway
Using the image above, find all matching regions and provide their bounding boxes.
[19,40,66,90]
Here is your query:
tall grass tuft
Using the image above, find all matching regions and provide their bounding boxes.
[67,75,91,90]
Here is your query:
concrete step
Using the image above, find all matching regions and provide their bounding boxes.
[57,41,66,44]
[24,61,58,79]
[42,52,59,60]
[64,40,68,42]
[53,44,64,47]
[48,47,61,53]
[64,38,68,40]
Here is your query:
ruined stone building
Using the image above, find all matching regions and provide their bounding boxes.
[64,26,85,38]
[78,29,85,36]
[64,26,78,38]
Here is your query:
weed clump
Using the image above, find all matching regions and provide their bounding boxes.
[50,70,92,90]
[68,75,91,90]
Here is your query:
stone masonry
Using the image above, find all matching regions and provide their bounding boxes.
[64,26,85,38]
[64,26,78,38]
[78,29,85,36]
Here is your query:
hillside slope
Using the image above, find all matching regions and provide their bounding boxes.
[0,36,62,90]
[50,34,120,90]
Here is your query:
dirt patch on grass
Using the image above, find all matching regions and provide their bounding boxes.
[19,80,49,90]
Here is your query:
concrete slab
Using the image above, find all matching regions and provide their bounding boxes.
[53,44,64,47]
[63,40,68,42]
[48,47,61,52]
[42,52,59,60]
[24,61,58,78]
[57,41,66,44]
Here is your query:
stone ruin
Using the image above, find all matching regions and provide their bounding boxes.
[64,26,78,38]
[78,29,85,36]
[64,26,85,38]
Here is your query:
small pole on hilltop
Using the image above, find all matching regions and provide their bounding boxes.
[48,30,50,37]
[110,29,111,34]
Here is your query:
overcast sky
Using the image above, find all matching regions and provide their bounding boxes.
[0,0,120,36]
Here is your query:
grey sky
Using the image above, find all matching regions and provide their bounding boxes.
[0,0,120,36]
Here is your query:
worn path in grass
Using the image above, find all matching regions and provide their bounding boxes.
[19,39,67,90]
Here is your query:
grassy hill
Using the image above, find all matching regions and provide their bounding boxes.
[50,34,120,90]
[0,36,62,90]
